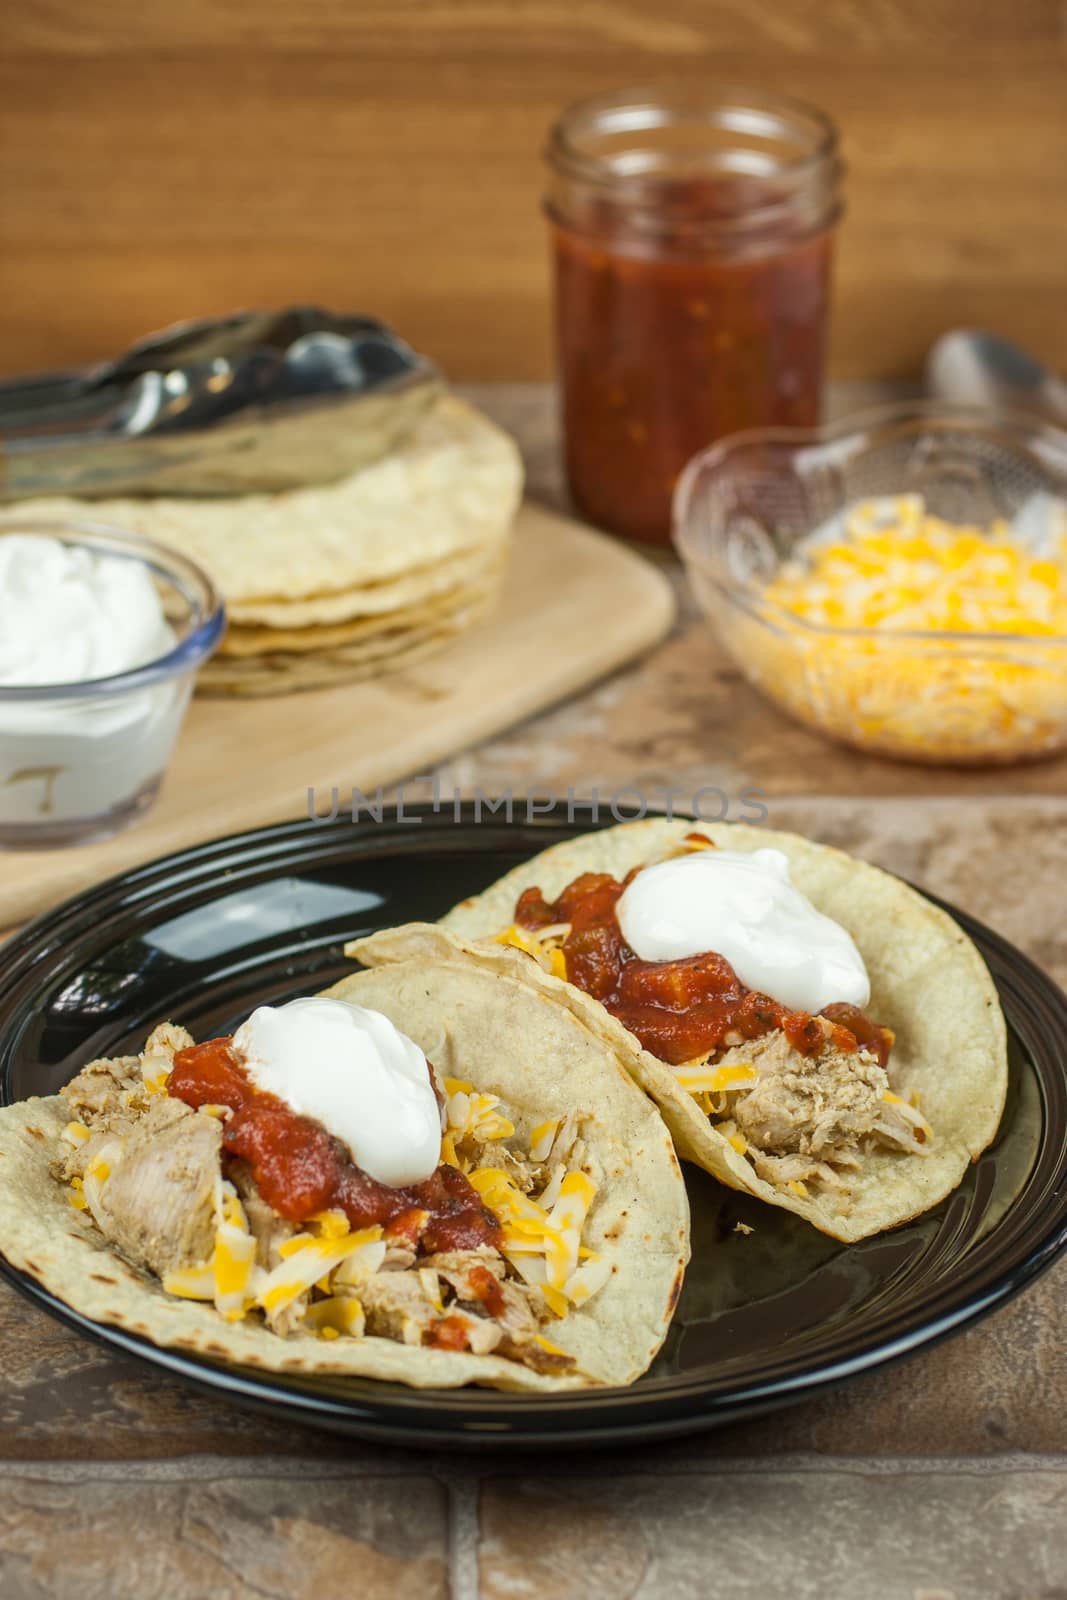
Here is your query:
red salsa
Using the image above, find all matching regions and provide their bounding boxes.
[168,1038,502,1254]
[426,1315,475,1351]
[466,1262,506,1317]
[552,175,833,544]
[516,868,891,1069]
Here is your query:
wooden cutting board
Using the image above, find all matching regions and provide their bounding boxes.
[0,502,675,929]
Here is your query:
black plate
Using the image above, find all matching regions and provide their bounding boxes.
[1,803,1066,1450]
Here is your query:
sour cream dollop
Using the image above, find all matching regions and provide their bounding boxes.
[616,847,870,1015]
[233,997,443,1188]
[0,534,173,686]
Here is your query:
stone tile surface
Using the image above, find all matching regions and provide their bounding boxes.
[478,1470,1067,1600]
[0,1265,377,1460]
[0,1474,448,1599]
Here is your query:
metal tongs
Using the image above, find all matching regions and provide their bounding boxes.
[0,307,442,499]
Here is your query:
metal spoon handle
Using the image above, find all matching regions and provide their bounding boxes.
[927,330,1067,428]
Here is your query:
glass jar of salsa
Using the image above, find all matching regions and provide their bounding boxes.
[545,87,844,544]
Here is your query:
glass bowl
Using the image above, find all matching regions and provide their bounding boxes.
[673,403,1067,765]
[0,519,225,848]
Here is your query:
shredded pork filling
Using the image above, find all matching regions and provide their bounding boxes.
[54,1025,592,1374]
[357,1248,552,1364]
[706,1023,931,1192]
[501,917,933,1199]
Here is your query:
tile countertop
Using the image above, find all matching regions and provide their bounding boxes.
[2,384,1066,1599]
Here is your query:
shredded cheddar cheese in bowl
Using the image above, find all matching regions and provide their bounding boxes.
[722,493,1067,765]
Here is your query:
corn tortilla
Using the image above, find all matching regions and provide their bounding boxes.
[218,557,505,656]
[424,818,1009,1243]
[12,395,522,612]
[0,951,689,1389]
[197,592,496,695]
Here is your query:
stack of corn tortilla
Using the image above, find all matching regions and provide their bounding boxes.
[22,394,523,695]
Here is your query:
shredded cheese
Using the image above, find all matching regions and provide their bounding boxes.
[309,1208,350,1239]
[163,1262,216,1300]
[211,1213,258,1320]
[528,1119,560,1163]
[537,1164,566,1210]
[531,1332,570,1356]
[419,1267,444,1314]
[496,924,546,960]
[561,1254,612,1306]
[467,1165,603,1316]
[303,1295,365,1338]
[444,1079,515,1143]
[79,1142,121,1225]
[265,1227,385,1310]
[164,1182,257,1320]
[164,1196,387,1323]
[544,1171,596,1290]
[883,1090,934,1139]
[671,1060,759,1096]
[497,923,569,980]
[140,1061,171,1096]
[739,494,1067,762]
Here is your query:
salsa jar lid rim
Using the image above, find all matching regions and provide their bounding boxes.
[546,84,841,189]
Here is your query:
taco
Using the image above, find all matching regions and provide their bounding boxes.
[428,818,1008,1243]
[0,945,689,1390]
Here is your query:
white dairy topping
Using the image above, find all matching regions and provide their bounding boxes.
[233,997,443,1187]
[0,535,172,686]
[616,847,870,1015]
[0,534,181,828]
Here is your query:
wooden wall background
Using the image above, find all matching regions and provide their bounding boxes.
[1,1,1065,382]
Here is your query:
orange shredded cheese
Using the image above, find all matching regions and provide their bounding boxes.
[736,494,1067,763]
